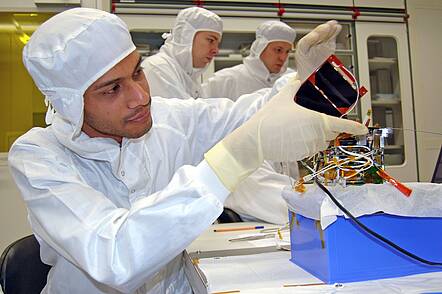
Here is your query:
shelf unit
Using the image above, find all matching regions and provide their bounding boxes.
[356,22,417,181]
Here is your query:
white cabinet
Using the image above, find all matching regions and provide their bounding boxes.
[355,22,417,181]
[282,0,352,6]
[353,0,404,9]
[197,0,354,7]
[407,0,442,182]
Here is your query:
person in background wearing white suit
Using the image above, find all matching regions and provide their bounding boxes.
[202,20,296,100]
[202,20,299,223]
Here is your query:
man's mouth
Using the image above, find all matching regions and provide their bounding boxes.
[126,101,151,123]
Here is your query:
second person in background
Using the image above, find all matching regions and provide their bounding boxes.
[201,19,300,224]
[202,20,296,100]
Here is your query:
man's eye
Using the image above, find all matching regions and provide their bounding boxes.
[134,68,144,79]
[104,84,120,95]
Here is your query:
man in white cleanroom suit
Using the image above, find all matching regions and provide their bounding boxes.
[8,8,367,294]
[203,20,296,100]
[141,7,221,99]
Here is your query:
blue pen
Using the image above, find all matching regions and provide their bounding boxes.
[214,225,264,232]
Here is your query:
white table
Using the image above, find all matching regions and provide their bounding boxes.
[186,222,442,293]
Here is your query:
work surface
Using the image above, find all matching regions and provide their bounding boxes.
[186,222,442,293]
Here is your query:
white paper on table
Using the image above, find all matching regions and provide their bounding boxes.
[194,249,442,293]
[197,251,323,292]
[237,271,442,294]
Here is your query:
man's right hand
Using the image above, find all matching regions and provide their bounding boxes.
[204,77,367,191]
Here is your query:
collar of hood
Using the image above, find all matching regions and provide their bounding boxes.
[51,114,151,168]
[243,54,288,86]
[52,115,119,160]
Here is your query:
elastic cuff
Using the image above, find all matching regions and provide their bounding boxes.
[195,159,230,203]
[204,142,246,192]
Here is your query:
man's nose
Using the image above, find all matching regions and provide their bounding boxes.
[280,52,288,62]
[211,44,219,55]
[127,81,149,108]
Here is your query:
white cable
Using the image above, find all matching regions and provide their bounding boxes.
[301,150,376,182]
[336,145,374,178]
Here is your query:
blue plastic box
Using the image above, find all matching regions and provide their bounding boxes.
[289,212,442,283]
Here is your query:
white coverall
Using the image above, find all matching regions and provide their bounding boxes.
[202,20,297,100]
[8,8,275,293]
[9,95,272,294]
[142,9,292,224]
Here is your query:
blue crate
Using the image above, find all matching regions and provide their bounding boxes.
[289,212,442,283]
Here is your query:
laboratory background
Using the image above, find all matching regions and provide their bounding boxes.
[0,0,441,289]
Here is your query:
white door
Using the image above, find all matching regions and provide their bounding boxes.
[355,21,417,181]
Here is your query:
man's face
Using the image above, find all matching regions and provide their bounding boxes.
[82,51,152,143]
[260,41,292,74]
[192,31,221,68]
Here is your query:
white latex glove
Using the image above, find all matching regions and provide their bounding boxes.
[295,20,342,82]
[204,77,367,191]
